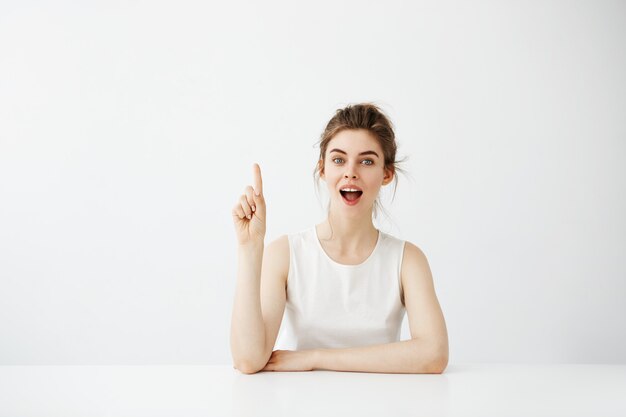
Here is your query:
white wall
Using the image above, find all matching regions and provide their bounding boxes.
[1,0,624,365]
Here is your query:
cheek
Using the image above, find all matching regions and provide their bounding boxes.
[363,169,384,181]
[323,164,340,179]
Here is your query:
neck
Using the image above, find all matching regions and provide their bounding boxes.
[317,208,378,248]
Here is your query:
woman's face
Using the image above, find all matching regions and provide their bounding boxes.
[320,129,393,216]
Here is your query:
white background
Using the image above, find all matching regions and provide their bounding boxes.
[1,0,624,365]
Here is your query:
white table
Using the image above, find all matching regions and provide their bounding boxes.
[1,364,624,416]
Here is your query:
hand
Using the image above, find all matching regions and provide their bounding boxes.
[261,350,317,372]
[231,163,266,245]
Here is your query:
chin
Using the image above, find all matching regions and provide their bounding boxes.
[334,199,372,214]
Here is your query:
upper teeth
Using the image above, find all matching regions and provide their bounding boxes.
[341,188,360,192]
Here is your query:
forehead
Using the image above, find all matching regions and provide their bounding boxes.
[326,129,382,155]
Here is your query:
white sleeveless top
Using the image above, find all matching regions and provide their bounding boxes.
[274,227,407,350]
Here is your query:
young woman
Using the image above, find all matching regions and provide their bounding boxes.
[230,103,448,374]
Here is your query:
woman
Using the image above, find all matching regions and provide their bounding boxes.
[230,103,448,374]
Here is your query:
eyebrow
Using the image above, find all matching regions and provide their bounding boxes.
[329,148,380,158]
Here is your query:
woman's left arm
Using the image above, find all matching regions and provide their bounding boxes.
[262,242,449,374]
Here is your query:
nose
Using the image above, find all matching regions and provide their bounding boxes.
[344,163,358,179]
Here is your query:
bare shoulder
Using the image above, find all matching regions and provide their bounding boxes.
[402,241,430,270]
[265,235,290,260]
[262,235,290,284]
[401,241,434,287]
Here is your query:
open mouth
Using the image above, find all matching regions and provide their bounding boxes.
[340,190,363,204]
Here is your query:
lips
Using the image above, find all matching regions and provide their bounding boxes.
[339,185,363,205]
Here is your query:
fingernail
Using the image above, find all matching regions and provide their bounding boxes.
[247,214,252,220]
[252,205,256,212]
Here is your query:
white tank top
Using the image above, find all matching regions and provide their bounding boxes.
[274,226,407,350]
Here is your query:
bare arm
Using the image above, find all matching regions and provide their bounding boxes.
[230,237,289,373]
[313,337,445,374]
[230,241,266,373]
[229,164,288,374]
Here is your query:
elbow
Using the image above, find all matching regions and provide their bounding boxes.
[417,341,448,374]
[236,361,262,375]
[233,357,268,375]
[428,354,448,374]
[231,344,270,375]
[427,346,449,374]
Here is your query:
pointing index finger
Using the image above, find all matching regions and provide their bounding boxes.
[253,163,263,196]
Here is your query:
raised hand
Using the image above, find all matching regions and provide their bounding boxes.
[231,163,266,245]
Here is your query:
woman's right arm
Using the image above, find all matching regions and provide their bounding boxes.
[231,240,266,373]
[230,164,288,374]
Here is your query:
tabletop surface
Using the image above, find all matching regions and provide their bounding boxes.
[1,363,624,417]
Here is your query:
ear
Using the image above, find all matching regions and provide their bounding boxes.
[382,167,394,186]
[318,159,325,179]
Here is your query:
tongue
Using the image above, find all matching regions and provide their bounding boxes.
[344,192,361,201]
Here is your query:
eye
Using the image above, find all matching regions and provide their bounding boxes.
[362,159,374,165]
[332,157,344,164]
